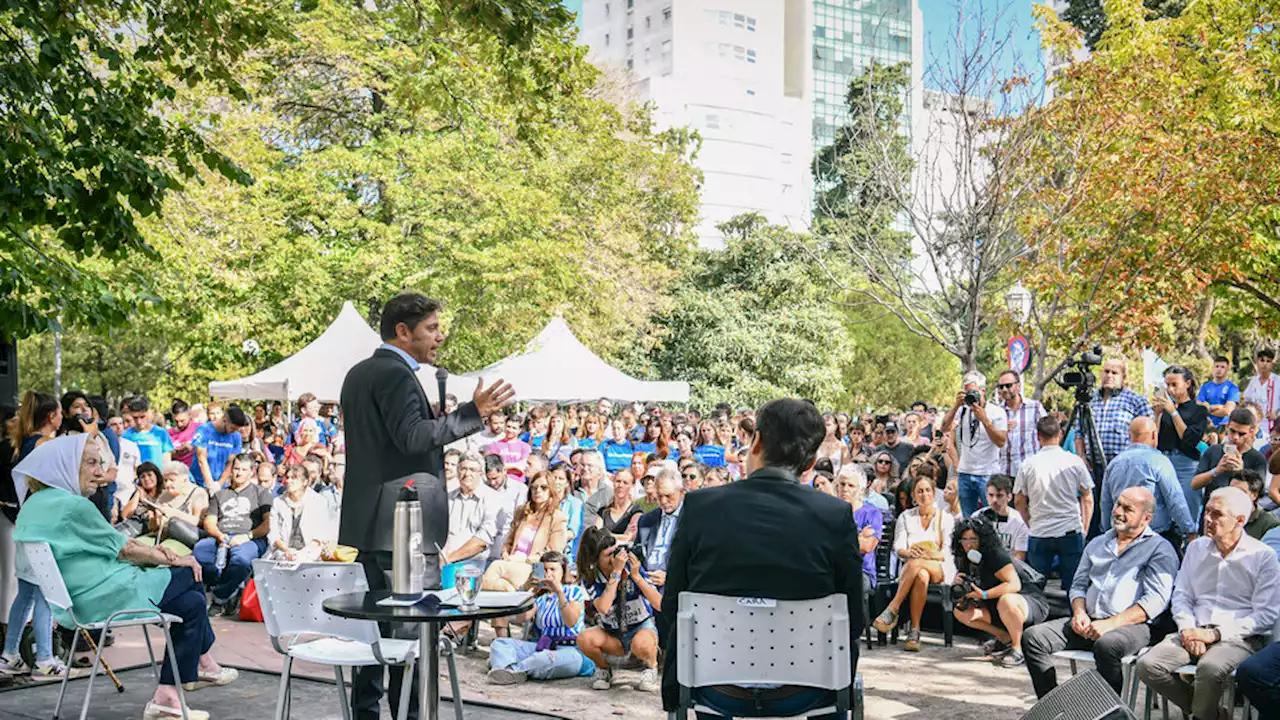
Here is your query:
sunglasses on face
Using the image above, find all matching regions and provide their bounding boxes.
[876,459,891,465]
[997,382,1016,390]
[683,473,698,480]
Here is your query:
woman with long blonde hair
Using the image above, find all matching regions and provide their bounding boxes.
[575,413,605,451]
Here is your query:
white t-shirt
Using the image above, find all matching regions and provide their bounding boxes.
[1243,375,1280,439]
[113,438,142,507]
[972,506,1030,554]
[1014,445,1094,538]
[955,403,1008,476]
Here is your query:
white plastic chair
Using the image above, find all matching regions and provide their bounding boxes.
[253,560,456,720]
[18,541,191,720]
[670,592,862,720]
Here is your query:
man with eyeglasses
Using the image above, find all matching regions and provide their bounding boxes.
[440,452,500,575]
[997,370,1044,478]
[635,465,684,590]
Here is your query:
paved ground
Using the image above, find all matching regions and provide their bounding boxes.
[0,619,1050,719]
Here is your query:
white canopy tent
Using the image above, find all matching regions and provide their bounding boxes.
[208,302,380,403]
[209,306,686,406]
[456,317,689,404]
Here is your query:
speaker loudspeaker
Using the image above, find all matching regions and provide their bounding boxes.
[1020,669,1136,720]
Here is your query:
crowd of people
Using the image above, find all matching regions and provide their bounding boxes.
[4,345,1280,719]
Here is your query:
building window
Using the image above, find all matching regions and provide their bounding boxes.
[626,0,633,8]
[746,88,755,95]
[645,15,651,30]
[606,3,610,18]
[733,13,745,28]
[605,33,610,46]
[644,45,650,63]
[627,57,634,69]
[706,113,721,129]
[663,6,671,24]
[627,26,634,39]
[718,42,729,57]
[747,16,756,31]
[747,48,756,63]
[718,10,730,25]
[733,45,745,61]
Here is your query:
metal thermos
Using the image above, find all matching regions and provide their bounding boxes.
[392,479,425,599]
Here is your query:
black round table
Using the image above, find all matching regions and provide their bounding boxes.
[323,590,534,720]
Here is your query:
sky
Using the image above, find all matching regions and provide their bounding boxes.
[918,0,1048,97]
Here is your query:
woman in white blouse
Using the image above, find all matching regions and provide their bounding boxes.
[267,466,336,561]
[871,476,956,651]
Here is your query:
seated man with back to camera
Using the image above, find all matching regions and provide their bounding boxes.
[1022,487,1178,698]
[660,398,864,719]
[1137,487,1280,720]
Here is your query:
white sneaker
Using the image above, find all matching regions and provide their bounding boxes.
[637,667,660,692]
[591,667,613,690]
[32,658,69,681]
[0,653,30,676]
[486,667,528,685]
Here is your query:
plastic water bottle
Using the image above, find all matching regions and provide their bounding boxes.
[215,540,229,572]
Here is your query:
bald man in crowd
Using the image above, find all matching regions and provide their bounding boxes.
[1100,416,1197,553]
[1023,487,1179,698]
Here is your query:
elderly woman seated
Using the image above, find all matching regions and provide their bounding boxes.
[12,434,236,720]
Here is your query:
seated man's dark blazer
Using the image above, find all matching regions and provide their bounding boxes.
[634,507,664,568]
[338,347,483,556]
[659,465,864,711]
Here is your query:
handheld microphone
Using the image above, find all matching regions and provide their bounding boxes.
[435,367,449,415]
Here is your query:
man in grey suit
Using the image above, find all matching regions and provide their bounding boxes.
[340,293,513,720]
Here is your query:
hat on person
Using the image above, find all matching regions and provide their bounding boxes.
[884,421,900,433]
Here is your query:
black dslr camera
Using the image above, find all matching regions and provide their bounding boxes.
[963,390,981,406]
[951,576,979,610]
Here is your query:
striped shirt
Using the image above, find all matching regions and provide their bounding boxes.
[534,584,588,642]
[1001,397,1045,477]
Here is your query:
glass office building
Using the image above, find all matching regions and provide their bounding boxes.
[812,0,917,151]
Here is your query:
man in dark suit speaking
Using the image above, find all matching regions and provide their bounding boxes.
[660,398,864,719]
[340,293,513,720]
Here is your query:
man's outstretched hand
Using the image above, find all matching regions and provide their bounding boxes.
[474,378,516,417]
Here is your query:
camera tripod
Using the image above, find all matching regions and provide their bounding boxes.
[1065,394,1107,537]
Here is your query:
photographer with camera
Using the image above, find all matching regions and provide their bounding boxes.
[940,371,1008,517]
[950,518,1049,668]
[576,527,663,692]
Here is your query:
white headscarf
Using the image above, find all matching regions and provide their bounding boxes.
[12,433,90,503]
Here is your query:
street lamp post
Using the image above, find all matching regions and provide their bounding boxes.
[1006,282,1033,325]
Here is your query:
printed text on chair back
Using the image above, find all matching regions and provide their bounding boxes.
[17,541,74,611]
[252,560,376,646]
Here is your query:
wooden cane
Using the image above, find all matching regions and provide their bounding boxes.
[79,629,124,693]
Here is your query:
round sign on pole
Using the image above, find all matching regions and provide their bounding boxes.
[1007,335,1031,374]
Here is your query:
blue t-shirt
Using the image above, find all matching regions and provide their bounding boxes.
[123,426,174,467]
[190,422,243,487]
[576,437,600,451]
[602,440,634,472]
[694,444,727,467]
[1197,380,1241,427]
[633,441,657,455]
[587,567,655,631]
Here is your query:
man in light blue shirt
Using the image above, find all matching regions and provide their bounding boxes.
[1100,417,1196,550]
[1022,487,1178,698]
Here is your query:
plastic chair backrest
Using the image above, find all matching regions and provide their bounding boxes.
[17,542,74,612]
[252,560,378,647]
[675,592,852,691]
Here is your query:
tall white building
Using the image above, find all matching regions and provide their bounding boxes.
[1042,0,1090,102]
[579,0,813,247]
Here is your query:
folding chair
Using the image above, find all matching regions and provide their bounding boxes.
[253,560,463,720]
[669,591,862,720]
[18,541,191,720]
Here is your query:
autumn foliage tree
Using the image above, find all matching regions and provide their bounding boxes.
[1014,0,1280,395]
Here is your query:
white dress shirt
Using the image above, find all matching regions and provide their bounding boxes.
[1172,534,1280,642]
[444,484,500,561]
[1014,445,1094,538]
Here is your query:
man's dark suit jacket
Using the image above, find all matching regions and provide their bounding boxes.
[338,347,484,554]
[634,507,664,568]
[659,466,864,710]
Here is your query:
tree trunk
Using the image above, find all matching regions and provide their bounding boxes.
[1188,296,1214,359]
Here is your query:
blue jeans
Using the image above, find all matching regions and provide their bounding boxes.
[1163,451,1201,528]
[957,473,989,518]
[1236,641,1280,720]
[489,638,594,680]
[1027,533,1084,592]
[192,537,267,603]
[694,686,847,720]
[3,579,53,662]
[156,568,216,686]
